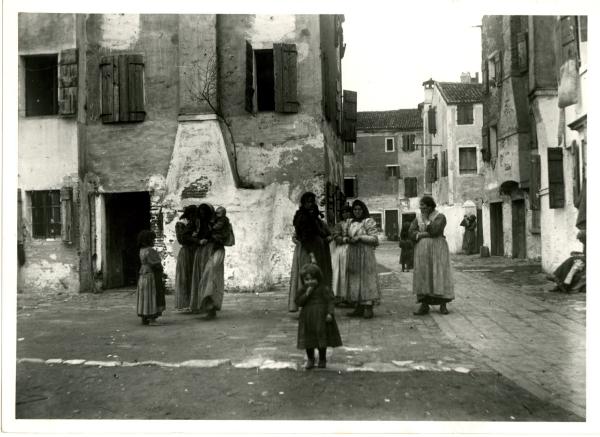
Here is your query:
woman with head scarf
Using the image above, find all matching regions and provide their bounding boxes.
[330,204,353,303]
[399,220,414,272]
[174,205,198,312]
[288,192,333,312]
[410,195,454,315]
[345,199,380,319]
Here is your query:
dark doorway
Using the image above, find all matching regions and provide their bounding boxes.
[255,49,275,111]
[104,192,151,289]
[384,210,399,240]
[511,199,527,258]
[490,202,504,256]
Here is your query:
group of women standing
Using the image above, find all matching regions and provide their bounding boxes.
[288,192,381,319]
[175,203,229,319]
[289,192,454,319]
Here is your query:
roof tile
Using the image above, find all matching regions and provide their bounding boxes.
[435,82,484,104]
[357,109,422,131]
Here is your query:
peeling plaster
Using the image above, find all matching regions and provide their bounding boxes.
[99,14,140,50]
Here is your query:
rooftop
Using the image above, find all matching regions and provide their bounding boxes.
[435,82,484,104]
[357,109,422,131]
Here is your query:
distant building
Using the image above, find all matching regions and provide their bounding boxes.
[345,109,423,239]
[18,13,352,293]
[420,74,484,253]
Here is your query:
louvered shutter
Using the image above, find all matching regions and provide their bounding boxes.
[548,148,565,209]
[428,107,436,134]
[530,154,541,210]
[60,187,73,243]
[426,159,436,183]
[274,43,299,113]
[482,127,490,162]
[245,41,254,113]
[572,143,581,202]
[100,56,116,123]
[322,51,330,119]
[342,90,357,142]
[58,48,77,116]
[126,55,145,122]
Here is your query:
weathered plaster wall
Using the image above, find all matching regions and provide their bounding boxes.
[84,14,180,192]
[18,13,80,294]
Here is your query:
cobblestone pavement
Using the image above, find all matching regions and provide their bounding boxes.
[16,242,586,419]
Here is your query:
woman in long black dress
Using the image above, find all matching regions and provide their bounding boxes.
[174,205,198,311]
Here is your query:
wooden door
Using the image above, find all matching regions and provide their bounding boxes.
[384,210,399,239]
[490,202,504,256]
[511,199,527,259]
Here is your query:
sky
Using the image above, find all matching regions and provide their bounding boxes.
[342,10,484,111]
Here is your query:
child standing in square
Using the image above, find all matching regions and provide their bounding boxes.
[137,230,166,325]
[295,263,342,369]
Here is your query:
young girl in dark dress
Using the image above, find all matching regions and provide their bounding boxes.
[136,230,166,325]
[295,263,342,369]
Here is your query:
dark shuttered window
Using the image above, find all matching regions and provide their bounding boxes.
[273,43,299,113]
[572,143,581,202]
[344,177,357,198]
[530,154,541,211]
[548,148,565,209]
[459,147,477,174]
[245,41,255,113]
[25,54,58,116]
[58,49,78,116]
[342,90,357,142]
[100,54,146,123]
[457,104,474,125]
[404,177,417,198]
[428,107,437,134]
[30,190,61,239]
[441,150,448,177]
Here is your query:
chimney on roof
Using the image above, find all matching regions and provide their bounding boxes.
[422,78,435,104]
[460,72,471,83]
[471,72,479,83]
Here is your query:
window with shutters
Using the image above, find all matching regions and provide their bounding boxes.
[457,104,474,125]
[402,134,416,152]
[428,107,437,134]
[481,127,491,162]
[344,141,355,154]
[386,165,400,178]
[344,177,357,198]
[459,147,477,174]
[24,54,58,116]
[100,54,146,123]
[255,50,275,111]
[342,90,357,142]
[385,137,395,152]
[404,177,418,198]
[29,190,61,239]
[245,42,299,114]
[426,158,438,183]
[547,147,565,209]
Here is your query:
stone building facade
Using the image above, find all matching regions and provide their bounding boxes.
[18,13,351,293]
[420,75,484,253]
[344,110,423,240]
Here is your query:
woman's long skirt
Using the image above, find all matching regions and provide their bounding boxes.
[174,245,195,309]
[331,242,349,299]
[413,237,454,304]
[137,270,164,317]
[189,244,212,312]
[346,244,380,304]
[195,244,226,311]
[464,229,478,254]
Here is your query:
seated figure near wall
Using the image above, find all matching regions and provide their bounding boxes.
[547,230,586,294]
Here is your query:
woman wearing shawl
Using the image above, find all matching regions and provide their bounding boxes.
[345,199,380,319]
[174,205,198,311]
[460,214,478,255]
[288,192,332,312]
[410,196,454,315]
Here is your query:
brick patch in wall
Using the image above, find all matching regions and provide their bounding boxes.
[181,176,212,199]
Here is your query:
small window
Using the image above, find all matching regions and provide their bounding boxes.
[428,107,437,134]
[100,54,146,123]
[369,213,382,231]
[404,177,418,198]
[548,148,565,209]
[344,141,355,154]
[344,177,357,198]
[459,147,478,174]
[24,54,58,116]
[29,190,61,239]
[385,137,395,152]
[255,49,275,112]
[386,165,400,178]
[457,104,474,125]
[402,134,416,151]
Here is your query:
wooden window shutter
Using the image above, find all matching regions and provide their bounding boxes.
[482,62,489,93]
[548,147,565,209]
[126,54,145,122]
[342,90,357,142]
[274,43,299,113]
[482,127,490,162]
[530,154,541,210]
[428,107,436,134]
[336,79,342,134]
[402,135,408,151]
[60,187,73,243]
[572,143,581,202]
[245,41,254,113]
[426,158,436,183]
[100,56,116,123]
[58,48,78,116]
